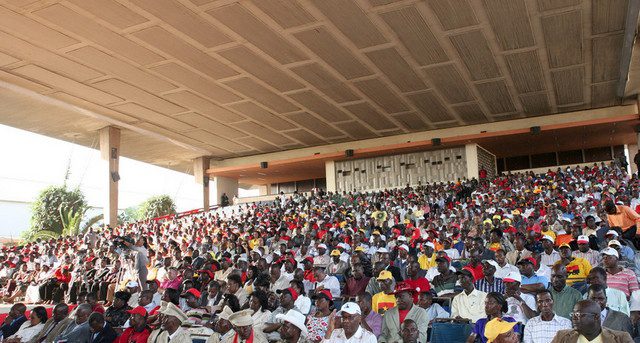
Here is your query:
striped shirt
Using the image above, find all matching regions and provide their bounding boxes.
[523,314,572,343]
[474,277,505,293]
[607,268,640,297]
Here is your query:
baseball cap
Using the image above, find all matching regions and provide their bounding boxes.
[314,289,333,301]
[276,287,299,301]
[126,306,148,317]
[541,235,554,243]
[181,288,202,299]
[485,318,517,343]
[377,270,393,280]
[376,247,389,254]
[389,282,417,295]
[339,302,361,315]
[606,230,619,237]
[424,242,435,249]
[126,281,139,288]
[601,247,619,258]
[559,243,571,249]
[330,249,341,256]
[482,260,499,269]
[435,256,451,263]
[317,244,327,250]
[502,271,522,283]
[398,244,409,251]
[608,239,622,247]
[516,257,537,267]
[577,235,589,244]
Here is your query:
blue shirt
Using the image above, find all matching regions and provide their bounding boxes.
[472,316,520,343]
[521,274,549,288]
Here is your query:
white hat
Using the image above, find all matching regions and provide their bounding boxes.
[160,302,188,323]
[502,271,522,283]
[339,302,361,315]
[276,309,308,336]
[126,281,139,288]
[397,236,407,242]
[482,260,499,269]
[229,309,254,327]
[541,235,554,243]
[376,247,389,254]
[398,244,409,251]
[425,242,435,249]
[317,244,328,250]
[218,306,234,321]
[577,235,589,244]
[606,230,619,237]
[608,239,622,247]
[601,247,619,258]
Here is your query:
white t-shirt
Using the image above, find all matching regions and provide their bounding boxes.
[506,293,537,324]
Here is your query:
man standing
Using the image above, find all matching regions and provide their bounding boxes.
[323,302,376,343]
[379,283,428,343]
[451,269,487,323]
[549,265,582,319]
[551,300,633,342]
[587,284,634,338]
[523,290,571,343]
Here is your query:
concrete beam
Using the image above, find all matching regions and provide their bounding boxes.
[193,157,210,211]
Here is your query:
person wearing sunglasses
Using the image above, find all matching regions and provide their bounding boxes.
[550,299,633,343]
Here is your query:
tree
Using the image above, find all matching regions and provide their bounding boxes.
[137,195,176,219]
[27,185,88,240]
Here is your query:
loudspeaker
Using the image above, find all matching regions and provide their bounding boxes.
[431,138,441,146]
[260,162,268,169]
[345,149,354,157]
[110,147,118,160]
[110,172,120,182]
[530,126,541,134]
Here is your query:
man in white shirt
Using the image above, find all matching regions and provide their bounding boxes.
[523,289,571,343]
[314,266,341,298]
[451,269,487,323]
[270,264,293,293]
[314,244,331,269]
[322,302,376,343]
[503,272,537,324]
[494,249,520,279]
[540,236,560,267]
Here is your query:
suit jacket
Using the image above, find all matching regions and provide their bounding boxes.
[379,305,428,343]
[56,321,92,343]
[91,324,118,343]
[0,315,27,338]
[551,327,634,343]
[603,309,635,338]
[29,317,74,343]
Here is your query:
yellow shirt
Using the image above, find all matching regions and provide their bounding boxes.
[557,257,592,285]
[418,254,437,270]
[372,292,396,314]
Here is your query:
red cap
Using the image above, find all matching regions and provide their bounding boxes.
[303,256,314,264]
[197,269,214,279]
[389,282,417,295]
[520,257,537,267]
[126,306,147,316]
[315,289,333,300]
[182,288,202,298]
[277,287,299,301]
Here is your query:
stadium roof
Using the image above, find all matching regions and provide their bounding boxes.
[0,0,639,177]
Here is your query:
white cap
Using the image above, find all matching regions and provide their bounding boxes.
[339,302,361,315]
[482,260,499,269]
[317,244,327,250]
[577,235,589,244]
[397,236,407,242]
[376,247,389,254]
[503,271,522,283]
[398,244,409,251]
[608,239,622,247]
[606,230,619,237]
[126,281,139,288]
[601,247,619,258]
[425,242,435,249]
[541,235,554,243]
[275,309,308,335]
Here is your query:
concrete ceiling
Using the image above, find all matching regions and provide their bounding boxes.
[0,0,636,174]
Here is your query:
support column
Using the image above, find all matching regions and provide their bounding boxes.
[465,143,479,180]
[99,126,120,226]
[213,176,238,206]
[325,160,336,192]
[193,157,210,211]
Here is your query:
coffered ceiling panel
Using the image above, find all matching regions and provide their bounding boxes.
[0,0,632,170]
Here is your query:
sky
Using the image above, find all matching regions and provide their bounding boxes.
[0,124,252,235]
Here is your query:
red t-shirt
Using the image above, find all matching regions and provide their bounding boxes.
[399,308,410,323]
[114,327,150,343]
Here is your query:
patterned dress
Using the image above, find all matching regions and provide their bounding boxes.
[306,313,329,342]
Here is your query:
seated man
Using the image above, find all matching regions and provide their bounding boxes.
[0,303,28,339]
[28,303,73,343]
[452,269,487,323]
[113,307,150,343]
[379,283,428,343]
[54,303,92,343]
[587,284,634,338]
[552,300,633,342]
[88,313,118,343]
[322,302,376,343]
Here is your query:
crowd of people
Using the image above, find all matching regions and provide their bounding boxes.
[0,162,639,343]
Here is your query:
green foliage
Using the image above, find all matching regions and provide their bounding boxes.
[118,207,138,225]
[28,185,88,239]
[137,195,176,220]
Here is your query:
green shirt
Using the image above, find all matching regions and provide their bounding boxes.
[550,285,583,318]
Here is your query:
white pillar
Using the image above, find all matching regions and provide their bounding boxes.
[193,157,210,211]
[99,126,120,226]
[465,143,479,180]
[325,160,336,192]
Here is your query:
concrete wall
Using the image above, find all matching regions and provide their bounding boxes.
[334,146,468,192]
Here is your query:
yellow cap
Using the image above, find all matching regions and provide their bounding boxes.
[403,219,410,224]
[376,270,393,280]
[355,246,365,252]
[330,249,341,256]
[559,243,571,249]
[372,230,381,235]
[512,210,521,215]
[492,215,501,220]
[483,219,493,225]
[484,318,517,343]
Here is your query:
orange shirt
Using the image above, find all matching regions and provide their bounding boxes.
[608,205,640,231]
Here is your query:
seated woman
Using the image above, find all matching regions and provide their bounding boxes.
[248,290,271,332]
[4,264,35,303]
[5,306,47,343]
[466,292,520,343]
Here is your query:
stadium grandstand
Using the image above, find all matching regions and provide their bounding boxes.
[1,0,640,342]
